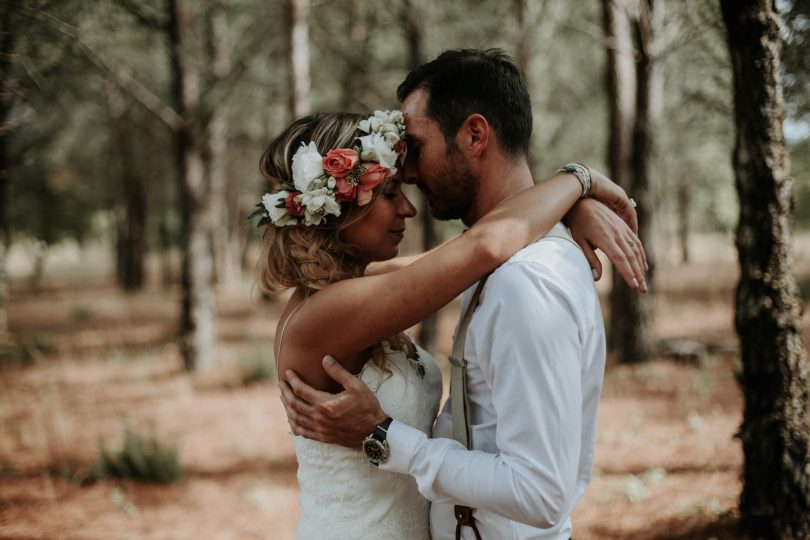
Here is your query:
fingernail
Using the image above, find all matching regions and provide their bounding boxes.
[323,356,334,366]
[632,277,639,289]
[592,268,598,280]
[285,370,293,378]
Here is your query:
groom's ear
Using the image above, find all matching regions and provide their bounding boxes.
[457,114,489,158]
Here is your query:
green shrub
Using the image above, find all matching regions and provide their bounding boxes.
[91,428,182,484]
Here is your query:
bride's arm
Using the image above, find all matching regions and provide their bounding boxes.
[280,170,643,390]
[365,244,442,276]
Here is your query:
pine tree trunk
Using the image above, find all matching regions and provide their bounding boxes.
[340,0,369,111]
[203,0,238,289]
[401,0,439,354]
[285,0,311,118]
[168,0,217,371]
[106,86,146,292]
[609,0,657,363]
[0,4,14,343]
[720,1,810,537]
[514,0,540,175]
[677,179,690,265]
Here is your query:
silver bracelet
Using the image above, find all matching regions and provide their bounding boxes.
[558,163,592,198]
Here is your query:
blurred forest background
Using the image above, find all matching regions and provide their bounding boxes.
[1,0,808,539]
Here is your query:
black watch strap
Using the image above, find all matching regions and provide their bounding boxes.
[373,417,394,440]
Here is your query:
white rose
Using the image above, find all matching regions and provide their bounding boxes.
[358,119,371,133]
[301,187,341,218]
[291,142,325,192]
[359,133,397,169]
[327,176,336,189]
[262,191,298,226]
[383,131,400,146]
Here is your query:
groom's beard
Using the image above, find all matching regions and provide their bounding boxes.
[429,145,479,225]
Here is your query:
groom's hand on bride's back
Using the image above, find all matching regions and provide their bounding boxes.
[279,356,388,449]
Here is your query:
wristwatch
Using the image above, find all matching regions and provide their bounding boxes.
[362,417,393,466]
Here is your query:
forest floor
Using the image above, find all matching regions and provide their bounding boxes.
[2,234,810,540]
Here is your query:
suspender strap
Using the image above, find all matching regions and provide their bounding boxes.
[448,226,579,540]
[449,277,488,449]
[450,277,488,540]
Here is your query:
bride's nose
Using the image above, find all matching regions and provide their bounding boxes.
[400,193,417,218]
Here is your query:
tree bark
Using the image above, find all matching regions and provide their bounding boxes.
[401,0,439,354]
[0,3,14,343]
[285,0,311,118]
[167,0,217,371]
[676,179,690,264]
[720,1,810,537]
[514,0,541,175]
[106,85,146,292]
[340,0,370,111]
[609,0,657,363]
[203,0,239,289]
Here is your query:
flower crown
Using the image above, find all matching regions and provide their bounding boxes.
[253,110,407,227]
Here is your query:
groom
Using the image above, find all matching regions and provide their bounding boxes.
[281,49,641,539]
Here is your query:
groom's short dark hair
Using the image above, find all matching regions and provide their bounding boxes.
[397,48,532,157]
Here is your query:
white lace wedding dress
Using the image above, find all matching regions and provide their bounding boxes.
[293,344,442,540]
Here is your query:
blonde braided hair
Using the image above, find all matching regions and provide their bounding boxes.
[258,112,406,372]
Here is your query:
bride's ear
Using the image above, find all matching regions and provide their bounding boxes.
[456,114,489,158]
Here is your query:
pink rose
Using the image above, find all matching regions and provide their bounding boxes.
[357,163,389,206]
[322,148,359,178]
[334,177,357,203]
[285,192,304,216]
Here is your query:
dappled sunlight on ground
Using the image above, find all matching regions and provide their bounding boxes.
[2,234,809,539]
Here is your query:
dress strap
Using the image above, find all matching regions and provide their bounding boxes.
[275,299,307,373]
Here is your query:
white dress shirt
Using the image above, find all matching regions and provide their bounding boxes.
[380,224,606,540]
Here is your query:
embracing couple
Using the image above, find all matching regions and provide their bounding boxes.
[257,49,647,539]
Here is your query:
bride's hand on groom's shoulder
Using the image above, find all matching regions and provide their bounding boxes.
[563,197,649,294]
[279,356,388,449]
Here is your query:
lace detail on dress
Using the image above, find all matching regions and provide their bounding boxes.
[293,344,442,540]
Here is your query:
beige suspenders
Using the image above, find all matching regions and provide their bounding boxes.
[448,227,581,540]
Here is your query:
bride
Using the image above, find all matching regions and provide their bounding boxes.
[256,110,642,539]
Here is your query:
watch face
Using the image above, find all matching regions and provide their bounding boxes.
[362,438,389,464]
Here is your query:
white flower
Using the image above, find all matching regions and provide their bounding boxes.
[262,191,298,226]
[291,142,325,192]
[359,133,397,169]
[327,176,336,189]
[301,187,341,218]
[383,131,401,146]
[303,210,324,226]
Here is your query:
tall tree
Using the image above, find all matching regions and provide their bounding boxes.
[401,0,439,354]
[285,0,311,118]
[602,0,635,239]
[0,1,15,342]
[105,84,147,292]
[340,0,370,111]
[720,1,810,537]
[608,0,658,363]
[203,0,239,289]
[167,0,217,371]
